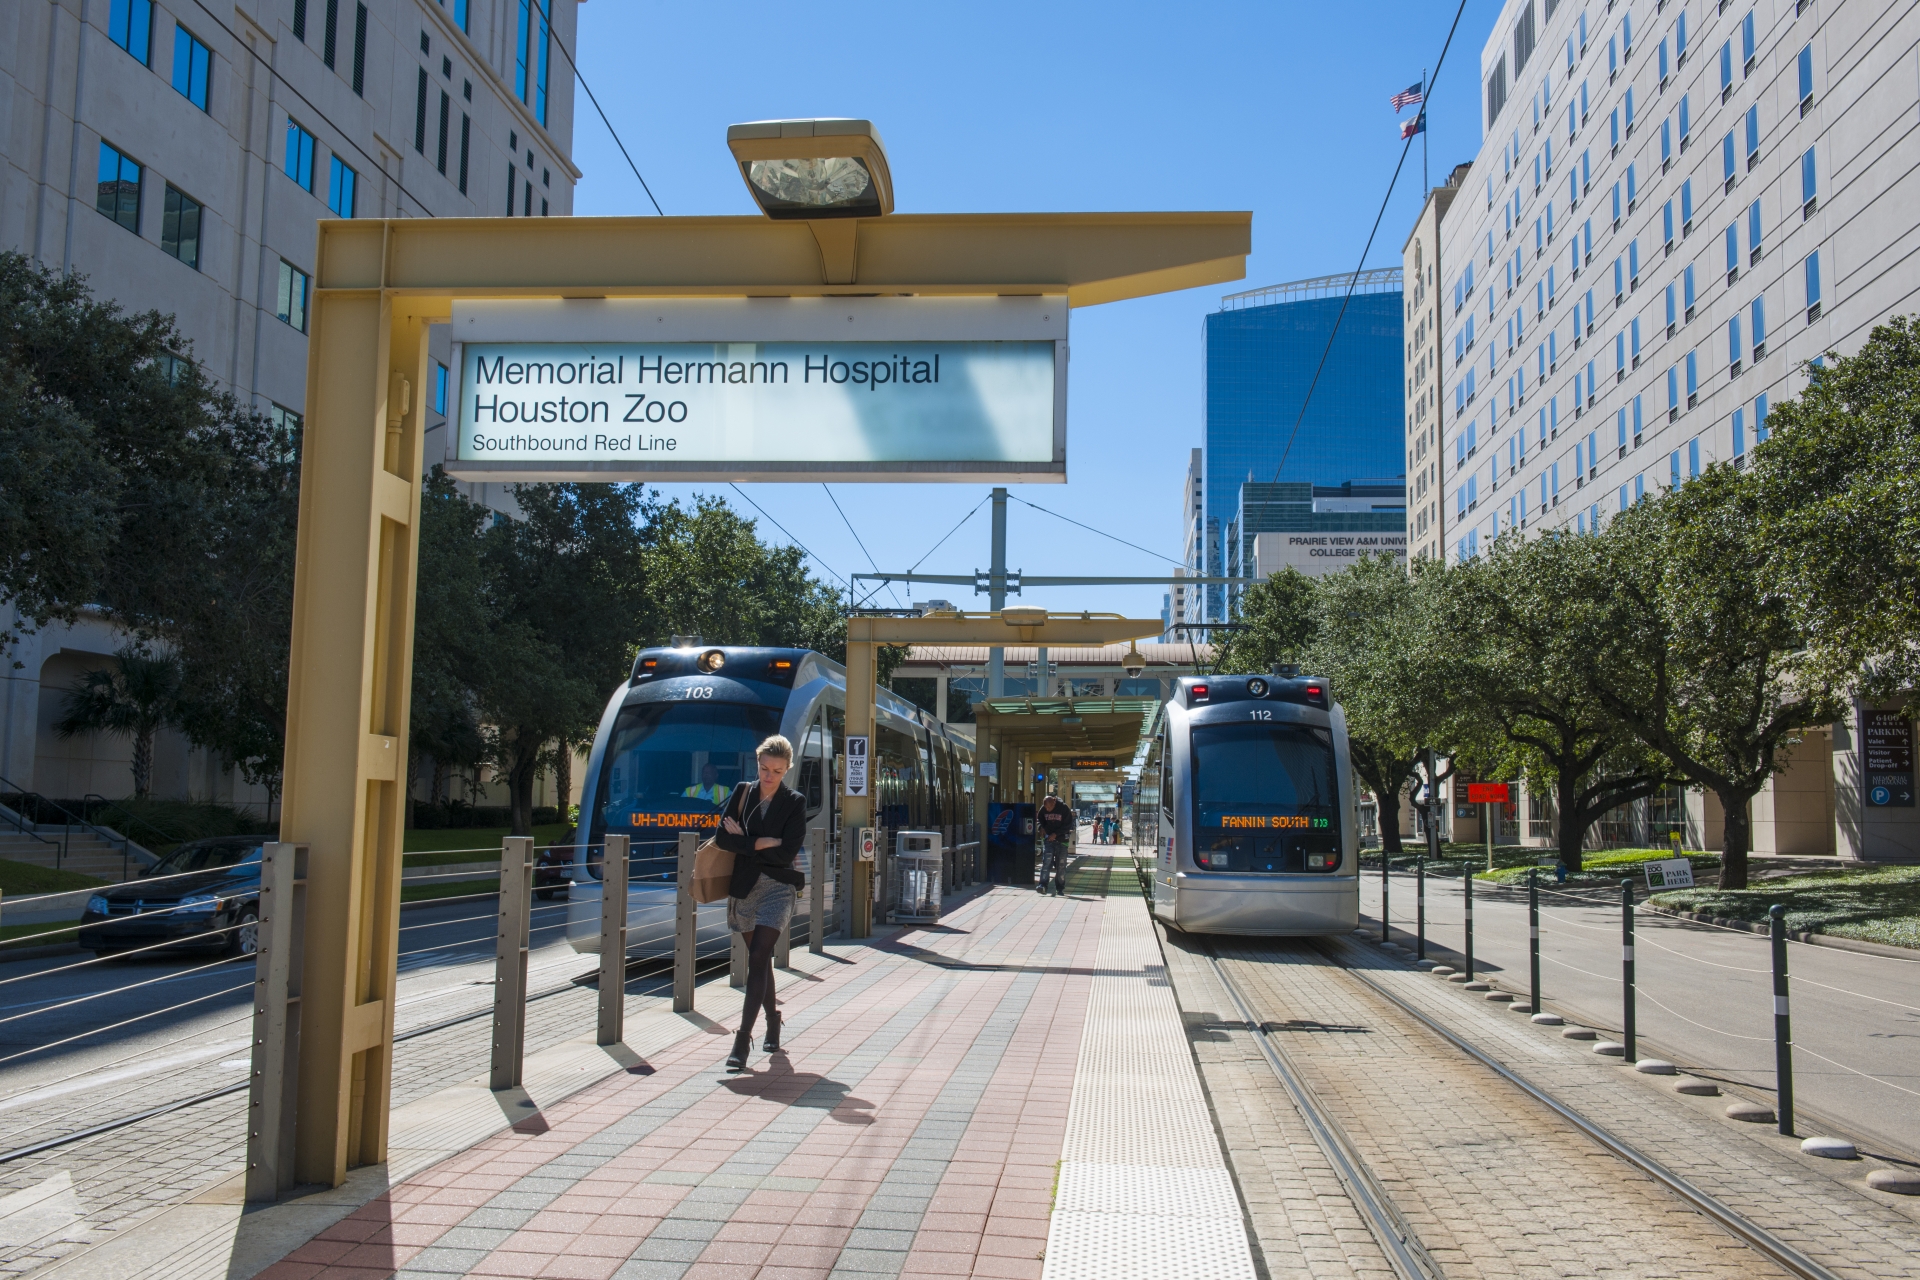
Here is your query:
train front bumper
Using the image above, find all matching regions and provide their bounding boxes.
[1171,872,1359,936]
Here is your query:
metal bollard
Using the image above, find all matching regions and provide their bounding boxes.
[810,842,827,954]
[597,836,629,1047]
[1380,849,1390,943]
[730,929,748,987]
[245,842,306,1203]
[1415,854,1426,961]
[490,837,533,1090]
[673,832,696,1013]
[1770,903,1793,1135]
[1463,859,1475,981]
[1621,878,1636,1063]
[1528,868,1541,1015]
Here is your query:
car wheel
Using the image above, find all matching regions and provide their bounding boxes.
[229,909,260,957]
[534,888,554,901]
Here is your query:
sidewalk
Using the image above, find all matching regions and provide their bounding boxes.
[55,857,1251,1280]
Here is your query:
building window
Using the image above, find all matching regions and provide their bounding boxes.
[171,25,211,111]
[1679,94,1691,147]
[1725,224,1739,282]
[1689,439,1701,478]
[415,69,429,154]
[459,114,471,194]
[1671,450,1682,486]
[161,185,201,268]
[1684,264,1697,318]
[507,165,516,216]
[1723,132,1737,189]
[1720,41,1733,96]
[1681,179,1693,233]
[293,0,306,40]
[1751,296,1767,356]
[1685,351,1699,407]
[108,0,153,63]
[268,403,303,437]
[1748,200,1763,265]
[95,141,142,233]
[1801,147,1817,216]
[1741,11,1756,71]
[1663,200,1674,250]
[1797,43,1814,111]
[327,155,357,217]
[1745,106,1760,167]
[1756,393,1769,442]
[352,3,368,96]
[1804,250,1821,320]
[452,0,469,32]
[285,118,316,191]
[434,362,450,415]
[1728,315,1743,371]
[1667,365,1680,419]
[437,90,451,174]
[1732,407,1746,458]
[323,0,338,67]
[276,260,309,331]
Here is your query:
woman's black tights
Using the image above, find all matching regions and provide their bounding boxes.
[738,924,781,1036]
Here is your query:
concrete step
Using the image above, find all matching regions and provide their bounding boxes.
[0,833,140,882]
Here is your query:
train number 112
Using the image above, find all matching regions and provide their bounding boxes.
[1248,708,1272,720]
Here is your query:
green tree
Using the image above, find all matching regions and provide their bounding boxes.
[478,483,652,835]
[1747,316,1920,698]
[1211,568,1317,675]
[1578,469,1844,888]
[1444,533,1680,872]
[54,645,186,799]
[406,470,493,823]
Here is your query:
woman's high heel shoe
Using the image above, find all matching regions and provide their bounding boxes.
[764,1011,783,1053]
[725,1030,752,1073]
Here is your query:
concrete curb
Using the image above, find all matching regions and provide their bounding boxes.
[1643,905,1918,960]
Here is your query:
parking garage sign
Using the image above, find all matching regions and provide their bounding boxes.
[1861,710,1915,807]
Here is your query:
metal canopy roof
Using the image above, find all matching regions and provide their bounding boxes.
[975,697,1159,763]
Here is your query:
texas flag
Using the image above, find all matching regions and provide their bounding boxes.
[1401,112,1427,140]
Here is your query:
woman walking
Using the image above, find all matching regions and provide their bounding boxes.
[718,735,808,1072]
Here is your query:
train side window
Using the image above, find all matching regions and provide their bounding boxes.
[797,757,822,811]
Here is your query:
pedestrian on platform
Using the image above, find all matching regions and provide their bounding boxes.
[719,734,808,1072]
[1037,794,1072,895]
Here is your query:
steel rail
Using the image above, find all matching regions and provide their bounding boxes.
[1202,943,1440,1280]
[1323,945,1845,1280]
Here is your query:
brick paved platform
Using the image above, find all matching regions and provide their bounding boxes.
[171,857,1239,1280]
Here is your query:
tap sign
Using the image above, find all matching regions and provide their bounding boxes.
[445,297,1067,484]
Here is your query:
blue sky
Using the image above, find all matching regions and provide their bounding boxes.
[569,0,1501,618]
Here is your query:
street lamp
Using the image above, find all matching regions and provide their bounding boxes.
[727,118,894,219]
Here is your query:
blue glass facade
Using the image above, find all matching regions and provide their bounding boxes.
[1203,288,1405,617]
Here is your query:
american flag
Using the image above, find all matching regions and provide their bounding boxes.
[1391,82,1425,111]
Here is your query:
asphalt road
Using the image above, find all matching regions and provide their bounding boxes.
[1357,868,1920,1159]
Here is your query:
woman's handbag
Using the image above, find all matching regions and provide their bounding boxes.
[690,789,741,903]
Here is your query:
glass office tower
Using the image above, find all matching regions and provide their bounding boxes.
[1202,271,1406,619]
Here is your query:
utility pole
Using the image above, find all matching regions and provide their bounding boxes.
[989,487,1008,696]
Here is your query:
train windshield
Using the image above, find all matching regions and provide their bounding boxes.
[1191,723,1343,873]
[591,700,784,848]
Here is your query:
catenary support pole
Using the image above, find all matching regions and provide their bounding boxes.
[988,486,1008,696]
[1771,903,1793,1135]
[596,835,628,1047]
[1463,854,1475,981]
[1380,841,1390,942]
[490,837,533,1090]
[673,833,696,1013]
[1528,868,1541,1015]
[1622,878,1637,1063]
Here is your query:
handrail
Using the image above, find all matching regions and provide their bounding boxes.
[0,775,153,877]
[0,797,59,853]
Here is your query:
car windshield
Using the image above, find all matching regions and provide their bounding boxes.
[157,842,264,874]
[1190,723,1342,872]
[591,700,783,847]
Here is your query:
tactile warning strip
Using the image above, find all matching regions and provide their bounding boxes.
[1042,881,1257,1280]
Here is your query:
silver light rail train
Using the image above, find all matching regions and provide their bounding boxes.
[1148,672,1360,936]
[563,645,975,958]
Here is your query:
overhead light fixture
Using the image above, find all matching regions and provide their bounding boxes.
[726,119,894,220]
[1002,605,1048,627]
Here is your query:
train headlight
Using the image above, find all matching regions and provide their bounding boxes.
[698,650,727,674]
[1246,678,1268,697]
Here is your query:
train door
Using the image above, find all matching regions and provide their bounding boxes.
[798,711,832,939]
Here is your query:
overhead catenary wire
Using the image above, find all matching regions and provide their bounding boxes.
[1010,495,1185,568]
[541,19,664,215]
[729,483,843,585]
[854,494,989,608]
[1265,0,1474,487]
[822,483,902,607]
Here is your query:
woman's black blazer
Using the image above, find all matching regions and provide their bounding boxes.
[716,781,808,899]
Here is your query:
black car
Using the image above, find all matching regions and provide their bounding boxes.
[78,836,272,958]
[535,837,573,901]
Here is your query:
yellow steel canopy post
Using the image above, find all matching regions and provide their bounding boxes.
[282,212,1245,1184]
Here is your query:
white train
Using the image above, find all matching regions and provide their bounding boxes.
[1147,671,1360,936]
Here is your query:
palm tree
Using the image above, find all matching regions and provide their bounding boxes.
[54,645,185,799]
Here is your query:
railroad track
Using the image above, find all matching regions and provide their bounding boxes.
[1193,932,1845,1280]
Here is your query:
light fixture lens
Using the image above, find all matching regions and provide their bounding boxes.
[699,650,727,673]
[746,156,872,208]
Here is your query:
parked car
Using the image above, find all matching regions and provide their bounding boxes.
[535,838,573,901]
[78,836,273,958]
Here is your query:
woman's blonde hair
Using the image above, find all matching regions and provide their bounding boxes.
[756,734,794,762]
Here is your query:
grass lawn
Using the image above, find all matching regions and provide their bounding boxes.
[0,857,105,897]
[1473,847,1722,887]
[401,825,570,866]
[1652,864,1920,950]
[0,920,80,950]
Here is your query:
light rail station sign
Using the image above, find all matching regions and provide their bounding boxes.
[445,297,1067,483]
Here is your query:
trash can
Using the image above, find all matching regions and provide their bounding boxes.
[889,831,943,924]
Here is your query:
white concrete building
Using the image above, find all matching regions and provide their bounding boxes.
[1428,0,1920,860]
[1,0,581,810]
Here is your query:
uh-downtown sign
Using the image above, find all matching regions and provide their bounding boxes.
[444,297,1068,484]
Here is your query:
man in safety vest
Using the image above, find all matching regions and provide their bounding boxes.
[683,763,728,807]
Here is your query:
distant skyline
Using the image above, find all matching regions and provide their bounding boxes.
[568,0,1502,618]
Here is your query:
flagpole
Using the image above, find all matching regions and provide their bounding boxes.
[1422,68,1429,193]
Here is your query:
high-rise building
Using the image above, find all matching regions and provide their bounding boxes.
[1202,272,1407,619]
[1167,448,1203,638]
[1430,0,1919,858]
[1402,164,1471,563]
[0,0,581,805]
